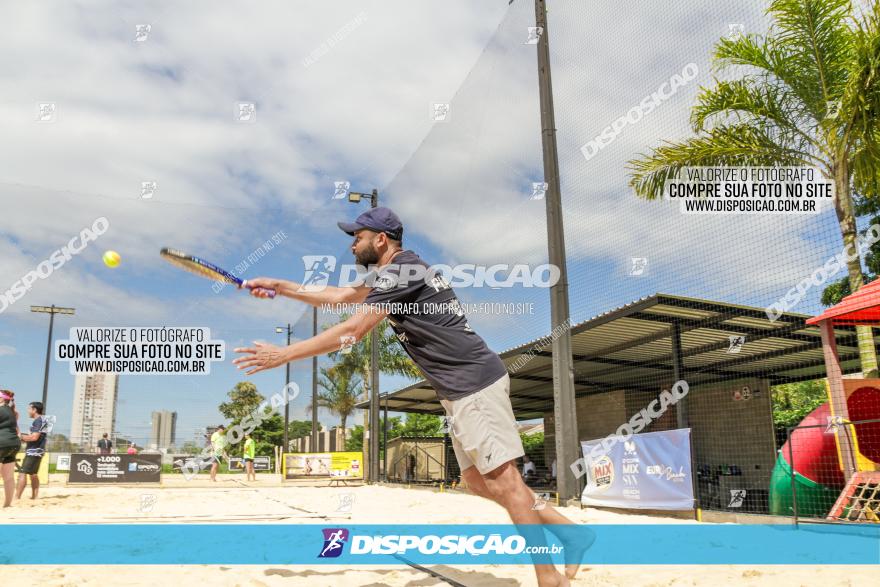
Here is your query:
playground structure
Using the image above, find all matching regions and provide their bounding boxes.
[770,278,880,522]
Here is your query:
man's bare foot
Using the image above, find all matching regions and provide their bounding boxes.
[562,527,596,579]
[537,571,569,587]
[565,562,586,579]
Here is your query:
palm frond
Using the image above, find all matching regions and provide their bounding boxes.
[840,1,880,196]
[691,78,820,157]
[628,124,819,199]
[714,0,854,119]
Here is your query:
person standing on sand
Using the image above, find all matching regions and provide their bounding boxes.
[210,425,228,482]
[97,433,112,455]
[0,390,20,508]
[243,433,256,482]
[16,401,49,501]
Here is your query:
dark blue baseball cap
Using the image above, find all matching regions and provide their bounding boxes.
[337,206,404,240]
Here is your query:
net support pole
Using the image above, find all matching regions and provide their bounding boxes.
[383,394,388,481]
[312,307,319,450]
[284,324,291,453]
[534,0,581,501]
[672,322,688,428]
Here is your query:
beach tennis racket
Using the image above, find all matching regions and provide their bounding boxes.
[160,248,276,298]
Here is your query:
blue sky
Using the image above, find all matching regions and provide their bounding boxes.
[0,0,864,443]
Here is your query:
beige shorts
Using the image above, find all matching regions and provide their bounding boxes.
[440,373,525,475]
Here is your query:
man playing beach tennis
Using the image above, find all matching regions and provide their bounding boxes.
[233,207,586,587]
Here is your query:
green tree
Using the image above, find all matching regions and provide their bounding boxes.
[326,315,422,404]
[218,381,263,421]
[288,419,313,440]
[397,413,444,437]
[822,197,880,303]
[772,379,829,429]
[47,433,74,453]
[310,366,362,433]
[252,413,284,455]
[628,0,880,375]
[521,431,545,462]
[384,415,404,441]
[326,315,422,458]
[179,440,201,455]
[346,424,364,451]
[217,381,287,453]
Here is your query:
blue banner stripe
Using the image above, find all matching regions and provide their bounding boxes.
[0,524,877,565]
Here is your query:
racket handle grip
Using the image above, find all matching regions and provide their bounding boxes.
[242,281,277,298]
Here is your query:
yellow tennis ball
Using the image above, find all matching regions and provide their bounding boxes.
[103,250,121,268]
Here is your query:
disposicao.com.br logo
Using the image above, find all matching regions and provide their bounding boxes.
[300,256,560,291]
[318,528,560,557]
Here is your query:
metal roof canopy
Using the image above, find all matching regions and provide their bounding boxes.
[359,293,867,420]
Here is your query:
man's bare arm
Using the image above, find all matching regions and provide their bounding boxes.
[233,308,388,375]
[244,276,370,306]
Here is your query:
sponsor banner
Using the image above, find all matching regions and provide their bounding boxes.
[55,453,71,472]
[170,454,204,473]
[581,428,694,510]
[0,524,876,564]
[15,452,49,483]
[68,454,161,483]
[229,456,271,471]
[283,452,363,479]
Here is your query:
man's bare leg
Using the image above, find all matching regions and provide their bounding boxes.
[210,461,218,482]
[477,462,568,587]
[29,474,39,499]
[463,466,592,579]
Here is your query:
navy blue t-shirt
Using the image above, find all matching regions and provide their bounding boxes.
[25,416,49,457]
[364,250,507,401]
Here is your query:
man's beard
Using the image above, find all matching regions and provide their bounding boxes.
[355,242,380,266]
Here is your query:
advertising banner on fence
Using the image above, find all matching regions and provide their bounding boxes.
[55,453,71,472]
[229,456,272,471]
[581,428,694,510]
[68,453,162,483]
[170,454,202,473]
[283,452,363,479]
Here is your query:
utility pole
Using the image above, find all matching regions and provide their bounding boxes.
[275,324,293,452]
[534,0,581,501]
[30,305,75,412]
[382,393,388,481]
[312,307,319,450]
[368,190,381,483]
[348,188,381,483]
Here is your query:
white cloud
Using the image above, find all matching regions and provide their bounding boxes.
[0,345,15,356]
[0,0,857,367]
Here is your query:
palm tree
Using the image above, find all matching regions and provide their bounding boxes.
[628,0,880,375]
[324,316,422,451]
[326,315,423,402]
[311,366,362,433]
